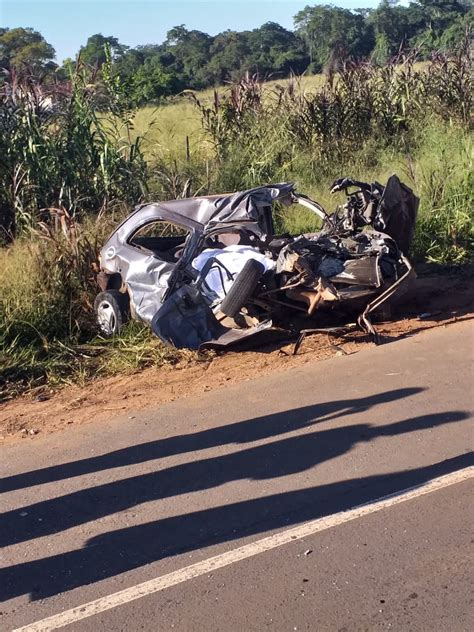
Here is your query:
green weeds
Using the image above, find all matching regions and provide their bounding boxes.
[0,59,148,242]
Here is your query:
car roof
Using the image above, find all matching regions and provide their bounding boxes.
[138,182,295,229]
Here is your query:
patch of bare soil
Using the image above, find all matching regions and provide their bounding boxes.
[1,266,472,443]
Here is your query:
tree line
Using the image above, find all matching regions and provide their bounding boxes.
[1,0,472,105]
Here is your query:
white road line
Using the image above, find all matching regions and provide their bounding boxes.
[14,466,473,632]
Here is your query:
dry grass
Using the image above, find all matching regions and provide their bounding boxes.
[132,63,431,161]
[130,72,329,160]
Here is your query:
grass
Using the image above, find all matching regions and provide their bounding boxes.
[129,72,329,161]
[0,321,205,401]
[408,124,473,263]
[0,212,211,402]
[132,101,205,160]
[131,66,428,161]
[279,124,473,262]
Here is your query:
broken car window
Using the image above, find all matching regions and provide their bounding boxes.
[128,221,189,260]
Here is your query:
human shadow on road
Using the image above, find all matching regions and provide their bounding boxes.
[1,452,471,602]
[0,409,467,549]
[2,387,424,493]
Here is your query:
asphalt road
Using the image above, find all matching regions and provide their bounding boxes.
[1,321,473,631]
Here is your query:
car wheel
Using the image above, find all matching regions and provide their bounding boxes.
[220,259,265,318]
[94,290,130,336]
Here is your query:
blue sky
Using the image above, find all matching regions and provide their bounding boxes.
[2,0,382,63]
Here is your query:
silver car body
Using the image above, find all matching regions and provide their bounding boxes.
[97,177,418,348]
[99,183,298,322]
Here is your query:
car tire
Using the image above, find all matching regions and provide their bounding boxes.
[94,290,130,336]
[220,259,265,318]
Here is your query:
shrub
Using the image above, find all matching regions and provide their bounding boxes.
[0,59,148,241]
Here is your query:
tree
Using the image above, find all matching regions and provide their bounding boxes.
[368,1,416,62]
[79,34,126,67]
[129,57,176,104]
[409,0,471,53]
[417,0,468,31]
[163,26,212,89]
[0,27,56,73]
[5,6,464,107]
[294,5,374,72]
[113,48,145,87]
[246,22,308,77]
[205,31,252,84]
[438,8,474,49]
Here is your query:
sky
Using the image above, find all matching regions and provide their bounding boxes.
[1,0,382,63]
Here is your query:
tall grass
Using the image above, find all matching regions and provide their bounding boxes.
[409,124,473,263]
[0,59,148,242]
[129,72,328,161]
[0,59,173,399]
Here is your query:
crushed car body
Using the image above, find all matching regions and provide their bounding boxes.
[95,175,419,349]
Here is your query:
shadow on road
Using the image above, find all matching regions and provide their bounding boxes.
[1,407,467,549]
[1,452,472,602]
[1,387,425,494]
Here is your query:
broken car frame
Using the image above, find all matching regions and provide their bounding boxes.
[95,175,419,349]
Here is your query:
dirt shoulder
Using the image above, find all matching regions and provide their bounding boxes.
[1,266,472,444]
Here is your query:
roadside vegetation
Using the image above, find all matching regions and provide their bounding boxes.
[0,12,473,401]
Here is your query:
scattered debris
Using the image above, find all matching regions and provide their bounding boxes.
[418,311,442,320]
[95,176,418,349]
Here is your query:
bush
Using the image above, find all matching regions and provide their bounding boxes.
[410,124,473,263]
[0,59,148,241]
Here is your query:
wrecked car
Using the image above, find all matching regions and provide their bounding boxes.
[95,175,419,349]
